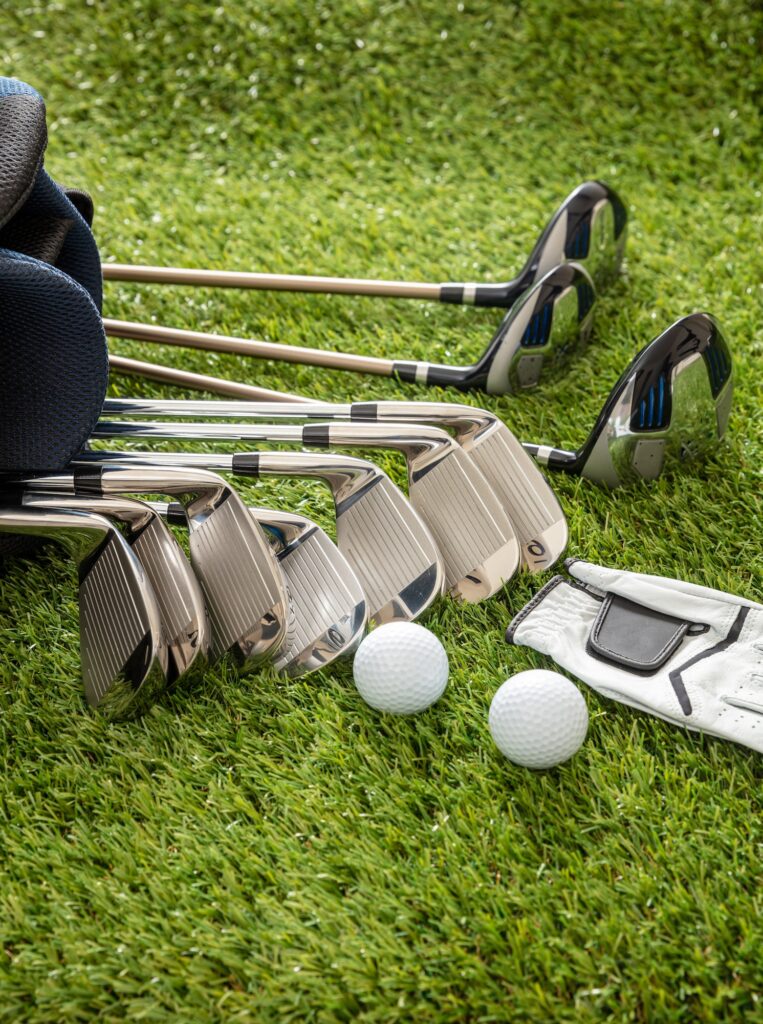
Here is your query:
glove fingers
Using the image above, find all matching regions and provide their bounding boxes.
[566,560,735,631]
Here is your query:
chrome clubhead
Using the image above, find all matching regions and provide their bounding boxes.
[14,489,211,686]
[0,504,168,719]
[54,462,289,671]
[552,312,733,487]
[99,397,568,573]
[254,507,367,676]
[91,422,519,602]
[480,263,596,394]
[519,180,628,295]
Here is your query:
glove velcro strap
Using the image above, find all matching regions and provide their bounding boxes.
[587,592,692,673]
[506,575,599,646]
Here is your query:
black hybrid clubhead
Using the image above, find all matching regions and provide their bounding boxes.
[524,313,733,487]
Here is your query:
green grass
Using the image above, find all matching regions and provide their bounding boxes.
[2,0,763,1019]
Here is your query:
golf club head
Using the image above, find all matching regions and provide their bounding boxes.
[253,507,368,676]
[13,488,210,686]
[448,419,568,572]
[473,263,596,394]
[99,397,568,573]
[91,421,519,603]
[515,180,628,297]
[572,313,733,486]
[0,504,168,719]
[232,451,446,625]
[64,461,289,671]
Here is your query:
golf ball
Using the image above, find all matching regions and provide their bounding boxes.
[353,622,448,714]
[489,669,588,769]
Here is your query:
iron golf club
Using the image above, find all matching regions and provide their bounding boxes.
[85,449,443,626]
[160,501,367,676]
[105,263,595,394]
[0,504,168,719]
[49,463,288,669]
[103,180,626,307]
[91,421,521,601]
[12,487,211,685]
[103,397,568,573]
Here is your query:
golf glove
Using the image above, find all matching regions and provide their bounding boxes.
[506,559,763,753]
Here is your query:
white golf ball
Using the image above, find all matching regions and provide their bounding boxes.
[353,622,449,714]
[489,669,588,769]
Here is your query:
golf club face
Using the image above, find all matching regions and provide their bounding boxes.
[294,422,520,601]
[456,420,569,571]
[255,507,367,676]
[66,462,289,671]
[0,505,168,719]
[237,451,446,625]
[478,263,596,394]
[577,313,733,487]
[518,180,628,297]
[15,489,211,687]
[397,437,521,601]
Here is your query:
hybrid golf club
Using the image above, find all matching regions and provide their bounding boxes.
[161,502,367,677]
[91,422,521,601]
[107,312,734,488]
[105,263,595,394]
[0,504,168,719]
[87,449,443,626]
[47,463,288,669]
[103,397,568,573]
[12,488,211,686]
[103,180,626,308]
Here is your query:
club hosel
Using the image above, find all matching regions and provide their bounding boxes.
[0,506,114,564]
[235,449,381,505]
[69,457,234,514]
[348,401,493,445]
[159,502,189,527]
[20,490,157,533]
[302,422,457,471]
[439,281,518,309]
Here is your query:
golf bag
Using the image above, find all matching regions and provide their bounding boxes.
[0,77,108,555]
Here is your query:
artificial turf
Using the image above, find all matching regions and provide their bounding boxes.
[1,1,762,1019]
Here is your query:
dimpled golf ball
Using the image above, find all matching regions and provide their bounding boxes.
[489,669,588,769]
[353,622,449,714]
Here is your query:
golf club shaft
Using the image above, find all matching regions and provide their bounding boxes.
[105,318,400,377]
[103,264,470,302]
[104,355,580,470]
[109,354,308,402]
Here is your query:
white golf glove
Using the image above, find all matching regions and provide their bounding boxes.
[506,559,763,753]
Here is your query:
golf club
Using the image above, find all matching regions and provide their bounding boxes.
[85,449,443,626]
[102,180,626,307]
[105,262,595,394]
[0,504,168,719]
[12,488,211,686]
[103,397,568,573]
[91,422,521,601]
[107,312,733,488]
[160,501,367,676]
[525,312,734,485]
[42,463,288,670]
